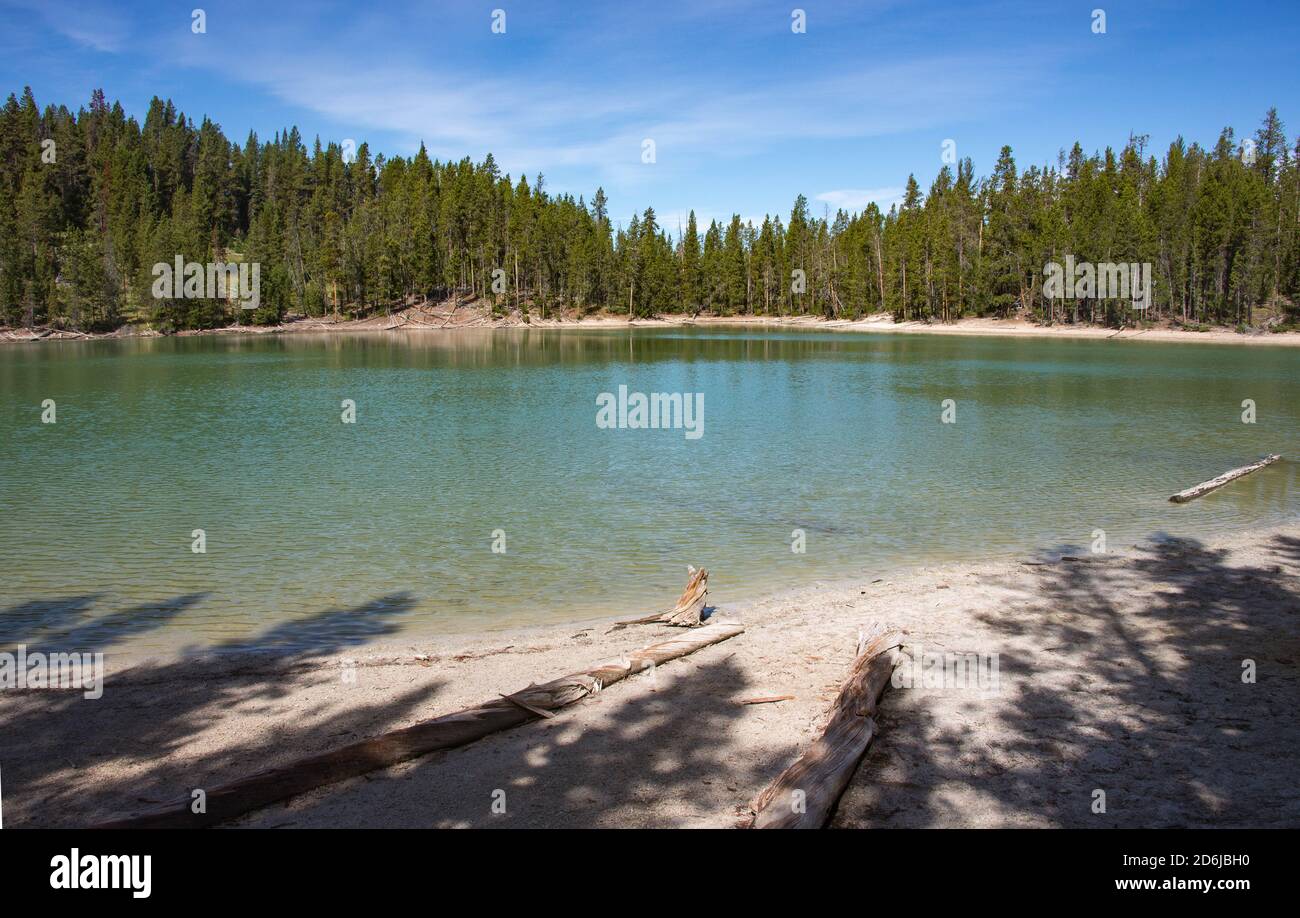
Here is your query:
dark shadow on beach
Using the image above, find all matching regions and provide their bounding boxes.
[233,651,769,828]
[7,533,1295,829]
[834,532,1300,828]
[1,589,764,829]
[0,591,434,826]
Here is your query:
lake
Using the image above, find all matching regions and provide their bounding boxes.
[1,327,1296,655]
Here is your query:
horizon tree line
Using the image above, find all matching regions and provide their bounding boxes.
[1,87,1297,331]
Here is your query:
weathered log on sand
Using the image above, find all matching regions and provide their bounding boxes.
[616,566,709,627]
[1169,454,1281,503]
[750,627,903,829]
[95,619,744,829]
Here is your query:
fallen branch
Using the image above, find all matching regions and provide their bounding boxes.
[615,566,709,627]
[95,619,744,829]
[739,695,795,705]
[400,310,446,329]
[750,627,902,829]
[498,691,556,719]
[1169,454,1281,503]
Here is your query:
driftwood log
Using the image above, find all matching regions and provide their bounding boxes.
[1169,454,1281,503]
[95,619,744,829]
[616,566,709,627]
[750,627,903,829]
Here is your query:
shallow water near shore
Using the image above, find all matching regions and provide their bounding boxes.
[1,326,1296,654]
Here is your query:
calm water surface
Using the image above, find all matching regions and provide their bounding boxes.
[1,328,1296,654]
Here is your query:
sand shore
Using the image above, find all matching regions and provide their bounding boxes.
[3,521,1296,828]
[4,306,1300,347]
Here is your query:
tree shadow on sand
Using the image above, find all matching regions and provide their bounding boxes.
[3,592,768,829]
[0,591,438,827]
[13,534,1293,830]
[233,651,774,829]
[833,532,1300,828]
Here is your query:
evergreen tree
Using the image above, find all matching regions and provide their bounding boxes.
[0,87,1295,331]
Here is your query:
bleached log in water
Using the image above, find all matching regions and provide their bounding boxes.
[1169,454,1281,503]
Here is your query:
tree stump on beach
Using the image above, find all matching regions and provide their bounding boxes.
[616,566,710,627]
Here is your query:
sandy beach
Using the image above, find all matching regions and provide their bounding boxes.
[3,521,1296,829]
[5,305,1300,347]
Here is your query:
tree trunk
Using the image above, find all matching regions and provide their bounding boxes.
[96,619,745,829]
[1169,454,1282,503]
[751,627,903,829]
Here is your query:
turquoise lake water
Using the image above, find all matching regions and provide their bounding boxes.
[1,327,1296,654]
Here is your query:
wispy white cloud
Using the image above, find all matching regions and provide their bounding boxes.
[180,45,1036,185]
[654,210,771,237]
[6,0,1285,229]
[49,0,1059,216]
[7,0,130,53]
[139,1,1043,173]
[815,187,905,213]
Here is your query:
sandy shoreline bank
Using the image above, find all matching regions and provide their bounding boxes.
[5,307,1300,347]
[3,520,1296,828]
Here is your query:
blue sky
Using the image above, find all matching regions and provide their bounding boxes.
[2,0,1298,232]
